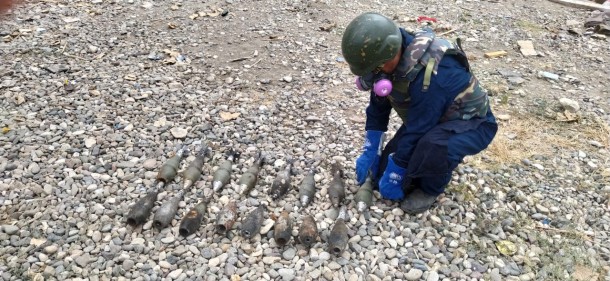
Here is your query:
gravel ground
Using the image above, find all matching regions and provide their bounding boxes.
[1,0,609,280]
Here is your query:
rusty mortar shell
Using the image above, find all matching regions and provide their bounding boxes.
[178,200,208,237]
[327,218,349,255]
[157,146,189,183]
[299,167,316,207]
[126,188,159,226]
[328,162,345,208]
[273,211,293,246]
[297,214,318,248]
[240,205,266,239]
[269,158,294,200]
[215,201,238,234]
[152,190,184,230]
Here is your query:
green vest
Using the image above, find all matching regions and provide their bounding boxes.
[386,27,472,124]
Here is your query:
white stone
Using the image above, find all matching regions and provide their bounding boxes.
[208,257,220,267]
[260,219,274,234]
[427,271,440,281]
[168,269,182,279]
[278,268,295,281]
[262,256,279,264]
[405,269,423,280]
[430,215,442,224]
[559,98,580,112]
[532,164,544,170]
[84,138,96,148]
[170,127,188,138]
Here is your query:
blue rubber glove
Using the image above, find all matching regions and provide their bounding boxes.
[355,130,385,185]
[379,154,407,201]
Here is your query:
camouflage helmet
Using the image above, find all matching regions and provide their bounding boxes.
[341,12,402,76]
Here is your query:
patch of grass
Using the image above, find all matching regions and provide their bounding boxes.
[500,94,509,105]
[484,82,509,97]
[469,108,609,171]
[493,212,606,280]
[458,11,472,23]
[507,211,604,280]
[474,114,539,167]
[446,182,476,202]
[533,230,602,281]
[515,20,545,33]
[566,115,610,147]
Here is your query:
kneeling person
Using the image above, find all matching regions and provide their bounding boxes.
[341,12,498,214]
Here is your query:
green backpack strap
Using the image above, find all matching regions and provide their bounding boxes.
[394,28,471,92]
[423,58,435,91]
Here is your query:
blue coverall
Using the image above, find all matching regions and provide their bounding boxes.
[367,28,498,196]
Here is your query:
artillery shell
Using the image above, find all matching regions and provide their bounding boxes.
[212,169,231,192]
[273,211,292,246]
[327,218,348,255]
[238,153,265,195]
[126,190,158,226]
[240,205,265,239]
[299,168,316,207]
[212,150,239,192]
[215,201,238,234]
[219,153,235,171]
[270,160,293,200]
[270,177,290,200]
[182,146,210,188]
[237,173,256,195]
[157,146,188,183]
[328,162,345,208]
[297,215,318,248]
[179,200,208,237]
[152,190,184,229]
[355,174,374,212]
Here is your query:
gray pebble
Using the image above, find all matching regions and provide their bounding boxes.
[123,260,135,271]
[282,248,296,260]
[201,248,214,259]
[44,245,59,254]
[490,268,502,281]
[278,268,295,281]
[2,225,19,235]
[426,271,439,281]
[318,251,330,261]
[29,162,41,174]
[74,254,91,268]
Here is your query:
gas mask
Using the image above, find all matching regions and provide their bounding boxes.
[354,72,393,97]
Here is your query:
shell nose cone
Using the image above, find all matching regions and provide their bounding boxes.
[300,195,309,206]
[357,201,368,212]
[238,184,247,194]
[213,181,223,192]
